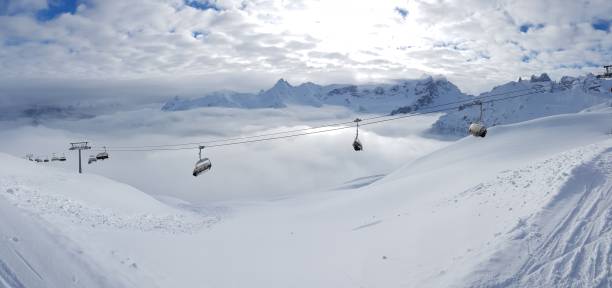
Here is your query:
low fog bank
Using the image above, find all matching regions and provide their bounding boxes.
[0,105,449,203]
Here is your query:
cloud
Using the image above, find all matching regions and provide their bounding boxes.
[0,0,48,15]
[0,0,610,101]
[0,105,449,203]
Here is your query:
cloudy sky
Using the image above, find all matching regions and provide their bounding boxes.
[1,0,611,103]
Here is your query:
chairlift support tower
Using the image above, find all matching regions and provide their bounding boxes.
[69,141,91,174]
[596,65,612,79]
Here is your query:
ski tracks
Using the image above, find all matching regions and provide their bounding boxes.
[466,144,612,288]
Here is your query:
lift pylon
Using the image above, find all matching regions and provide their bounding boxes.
[69,142,91,174]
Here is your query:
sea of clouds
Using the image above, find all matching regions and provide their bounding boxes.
[0,105,449,203]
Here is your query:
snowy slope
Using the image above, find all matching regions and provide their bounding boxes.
[161,75,468,114]
[465,146,612,287]
[0,111,611,287]
[431,74,612,136]
[0,156,219,287]
[0,196,124,288]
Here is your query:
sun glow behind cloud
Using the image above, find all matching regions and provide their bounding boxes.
[0,0,610,98]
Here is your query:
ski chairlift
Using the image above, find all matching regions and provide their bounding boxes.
[51,153,59,161]
[35,156,42,163]
[88,155,97,164]
[468,100,487,138]
[96,146,109,160]
[43,157,49,162]
[193,146,212,177]
[59,154,67,161]
[352,118,363,151]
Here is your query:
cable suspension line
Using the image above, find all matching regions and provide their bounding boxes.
[93,83,556,152]
[95,82,567,153]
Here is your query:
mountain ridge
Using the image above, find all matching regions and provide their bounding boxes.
[430,73,612,136]
[161,75,467,114]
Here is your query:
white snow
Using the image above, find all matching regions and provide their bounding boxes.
[0,109,611,287]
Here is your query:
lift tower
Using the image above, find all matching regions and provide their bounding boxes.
[596,65,612,79]
[69,142,91,174]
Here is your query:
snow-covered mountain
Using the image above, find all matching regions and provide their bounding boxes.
[161,76,468,114]
[430,73,612,136]
[0,110,611,287]
[163,73,612,140]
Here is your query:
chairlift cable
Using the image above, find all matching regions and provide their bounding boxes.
[92,84,554,150]
[97,83,568,152]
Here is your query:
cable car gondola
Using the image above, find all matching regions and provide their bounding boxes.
[468,101,487,138]
[193,146,212,177]
[96,146,109,160]
[352,118,363,151]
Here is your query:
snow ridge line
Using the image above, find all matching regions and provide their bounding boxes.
[0,184,219,234]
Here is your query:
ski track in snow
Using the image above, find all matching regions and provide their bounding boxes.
[0,178,220,234]
[0,258,26,288]
[442,143,603,212]
[464,144,612,288]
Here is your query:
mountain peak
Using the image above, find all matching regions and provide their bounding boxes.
[530,73,551,83]
[273,78,292,88]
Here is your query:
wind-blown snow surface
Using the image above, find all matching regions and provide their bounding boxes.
[0,111,611,287]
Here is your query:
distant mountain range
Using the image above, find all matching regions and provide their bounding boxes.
[161,73,612,137]
[161,76,469,114]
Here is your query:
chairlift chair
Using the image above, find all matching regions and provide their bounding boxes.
[468,101,487,138]
[96,146,109,160]
[51,153,59,161]
[59,154,67,161]
[43,157,49,162]
[352,118,363,151]
[88,155,97,164]
[193,146,212,177]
